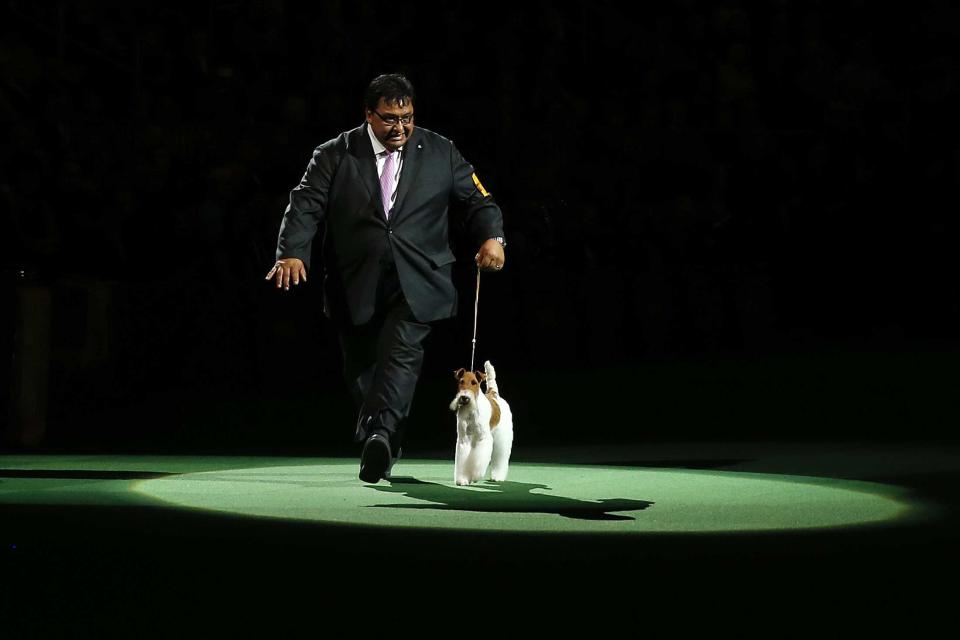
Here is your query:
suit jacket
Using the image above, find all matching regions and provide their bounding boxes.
[276,123,504,326]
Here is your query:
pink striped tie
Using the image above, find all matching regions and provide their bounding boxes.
[380,150,396,218]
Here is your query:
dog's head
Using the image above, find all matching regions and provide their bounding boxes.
[449,367,486,411]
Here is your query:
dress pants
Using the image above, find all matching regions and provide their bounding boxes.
[338,258,431,450]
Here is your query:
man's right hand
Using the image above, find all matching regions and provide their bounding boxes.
[265,258,307,291]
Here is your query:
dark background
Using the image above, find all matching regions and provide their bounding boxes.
[2,0,958,455]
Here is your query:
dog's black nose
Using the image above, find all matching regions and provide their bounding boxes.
[458,395,470,406]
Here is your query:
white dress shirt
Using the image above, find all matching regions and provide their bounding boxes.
[367,123,404,210]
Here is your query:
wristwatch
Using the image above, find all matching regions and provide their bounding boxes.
[493,236,507,248]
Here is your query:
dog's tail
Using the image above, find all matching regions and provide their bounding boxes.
[483,360,499,396]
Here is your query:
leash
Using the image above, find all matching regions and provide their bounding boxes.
[470,266,480,371]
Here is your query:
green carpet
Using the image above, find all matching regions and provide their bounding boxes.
[0,455,928,534]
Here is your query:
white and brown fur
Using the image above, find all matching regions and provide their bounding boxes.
[449,360,514,486]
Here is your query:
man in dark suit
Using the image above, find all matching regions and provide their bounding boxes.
[266,73,506,483]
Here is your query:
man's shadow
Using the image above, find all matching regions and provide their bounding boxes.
[368,477,653,521]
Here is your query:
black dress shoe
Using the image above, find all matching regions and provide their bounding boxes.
[359,433,392,483]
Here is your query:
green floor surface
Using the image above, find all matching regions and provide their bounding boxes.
[0,455,925,533]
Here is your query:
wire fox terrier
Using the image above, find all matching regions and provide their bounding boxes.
[449,361,514,486]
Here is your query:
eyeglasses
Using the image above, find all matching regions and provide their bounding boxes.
[372,110,414,126]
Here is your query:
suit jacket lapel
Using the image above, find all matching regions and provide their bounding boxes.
[390,128,421,221]
[349,123,383,215]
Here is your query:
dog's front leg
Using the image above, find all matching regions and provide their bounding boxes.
[468,435,492,484]
[454,436,473,486]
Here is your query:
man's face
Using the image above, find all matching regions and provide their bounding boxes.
[365,96,415,152]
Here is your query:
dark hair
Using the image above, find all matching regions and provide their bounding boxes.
[364,73,416,111]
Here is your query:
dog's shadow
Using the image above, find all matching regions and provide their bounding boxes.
[368,477,653,521]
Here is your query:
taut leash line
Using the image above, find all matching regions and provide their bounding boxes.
[470,266,480,371]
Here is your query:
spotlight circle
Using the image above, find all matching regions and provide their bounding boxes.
[135,460,917,534]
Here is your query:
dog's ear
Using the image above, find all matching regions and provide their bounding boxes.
[477,371,487,381]
[454,368,465,380]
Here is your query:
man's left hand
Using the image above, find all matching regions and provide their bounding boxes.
[475,239,506,271]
